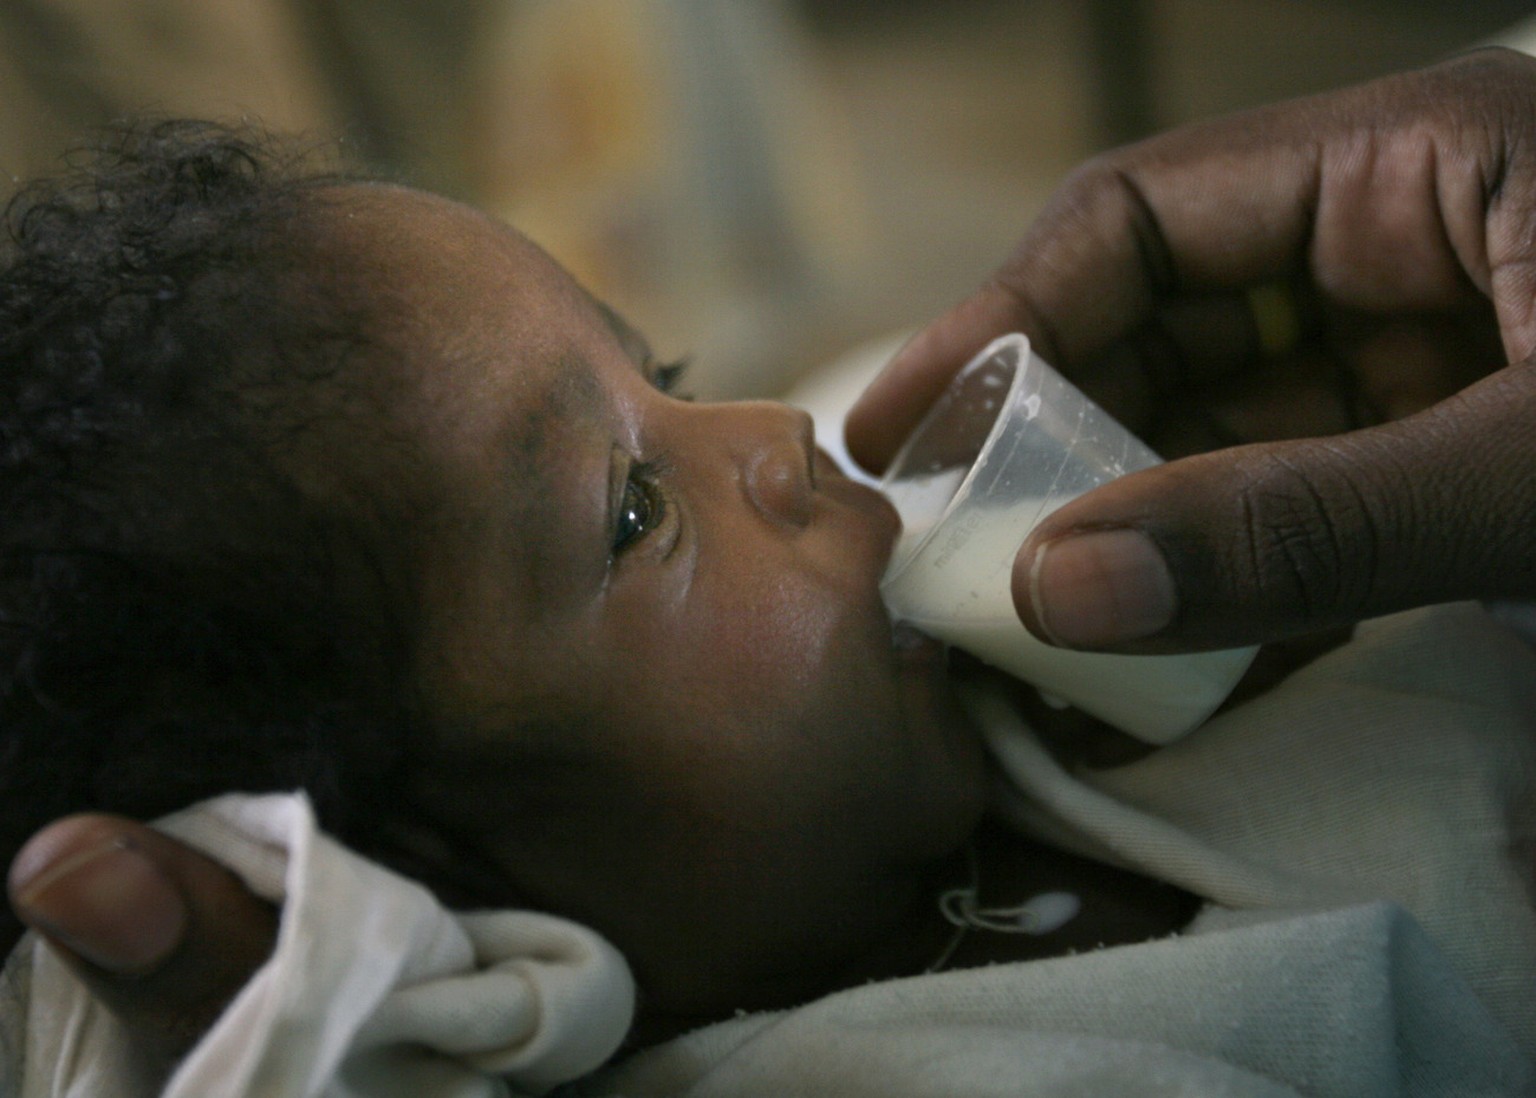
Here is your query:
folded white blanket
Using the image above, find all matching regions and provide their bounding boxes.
[584,903,1528,1097]
[4,794,634,1098]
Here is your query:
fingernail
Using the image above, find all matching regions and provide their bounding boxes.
[11,837,186,975]
[1029,528,1176,647]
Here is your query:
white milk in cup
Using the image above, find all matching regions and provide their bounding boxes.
[878,333,1256,743]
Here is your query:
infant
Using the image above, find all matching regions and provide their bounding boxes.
[0,120,1185,1028]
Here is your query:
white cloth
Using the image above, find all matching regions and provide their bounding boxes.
[583,604,1536,1096]
[3,793,635,1098]
[580,904,1528,1097]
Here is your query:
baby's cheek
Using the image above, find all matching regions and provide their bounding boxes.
[747,580,882,703]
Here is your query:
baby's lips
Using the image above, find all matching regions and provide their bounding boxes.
[816,449,901,542]
[891,620,946,661]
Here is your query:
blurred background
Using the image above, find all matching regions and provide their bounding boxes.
[1,0,1533,401]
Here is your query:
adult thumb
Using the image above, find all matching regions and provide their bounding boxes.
[1013,359,1536,652]
[8,814,278,1077]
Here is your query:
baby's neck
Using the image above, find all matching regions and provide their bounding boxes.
[626,820,1200,1049]
[928,818,1200,972]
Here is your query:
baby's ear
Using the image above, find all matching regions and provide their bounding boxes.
[8,814,278,1081]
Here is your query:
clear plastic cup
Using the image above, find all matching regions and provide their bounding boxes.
[879,333,1256,743]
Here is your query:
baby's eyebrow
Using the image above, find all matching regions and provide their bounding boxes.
[501,352,604,488]
[589,296,654,368]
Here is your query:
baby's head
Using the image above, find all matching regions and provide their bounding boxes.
[0,123,985,1029]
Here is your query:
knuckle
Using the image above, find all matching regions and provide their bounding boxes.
[1229,448,1382,624]
[1410,387,1536,593]
[1436,45,1536,90]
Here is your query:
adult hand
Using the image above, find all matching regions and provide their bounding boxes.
[7,815,278,1082]
[847,48,1536,653]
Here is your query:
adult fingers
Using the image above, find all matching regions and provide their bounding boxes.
[845,286,1041,474]
[1011,355,1536,652]
[8,814,278,1076]
[846,48,1536,475]
[842,113,1324,474]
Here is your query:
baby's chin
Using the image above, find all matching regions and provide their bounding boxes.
[890,619,988,787]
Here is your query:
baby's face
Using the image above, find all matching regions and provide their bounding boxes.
[308,185,986,1026]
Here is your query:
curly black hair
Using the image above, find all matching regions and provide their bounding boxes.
[0,122,423,932]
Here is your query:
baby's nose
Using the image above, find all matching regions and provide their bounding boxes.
[737,402,815,528]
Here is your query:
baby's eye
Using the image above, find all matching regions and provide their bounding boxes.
[613,462,665,556]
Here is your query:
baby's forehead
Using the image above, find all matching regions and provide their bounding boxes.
[303,184,578,304]
[289,182,614,394]
[282,185,640,500]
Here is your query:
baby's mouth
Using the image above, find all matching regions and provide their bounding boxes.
[891,620,945,661]
[890,619,950,688]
